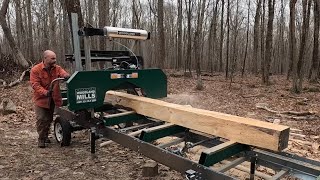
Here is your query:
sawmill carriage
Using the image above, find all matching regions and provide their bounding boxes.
[51,13,320,180]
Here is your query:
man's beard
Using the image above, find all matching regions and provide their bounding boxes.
[49,62,56,66]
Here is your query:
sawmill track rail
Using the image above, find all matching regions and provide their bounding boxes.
[55,107,320,180]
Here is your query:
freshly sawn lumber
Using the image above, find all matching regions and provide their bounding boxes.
[105,91,290,151]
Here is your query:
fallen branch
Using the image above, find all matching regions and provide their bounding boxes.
[241,93,263,98]
[3,69,30,88]
[256,103,316,116]
[290,132,306,139]
[287,95,308,100]
[290,128,303,133]
[201,73,220,77]
[289,138,313,146]
[280,114,318,121]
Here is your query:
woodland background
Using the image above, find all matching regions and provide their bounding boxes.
[0,1,319,179]
[0,0,319,92]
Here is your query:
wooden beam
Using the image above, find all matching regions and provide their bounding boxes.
[105,91,290,151]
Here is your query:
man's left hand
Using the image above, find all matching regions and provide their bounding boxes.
[64,76,70,81]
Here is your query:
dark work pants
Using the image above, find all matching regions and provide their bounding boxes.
[35,102,55,141]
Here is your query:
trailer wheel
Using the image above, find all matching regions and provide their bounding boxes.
[54,117,71,146]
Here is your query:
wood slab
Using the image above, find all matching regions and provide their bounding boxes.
[105,91,290,151]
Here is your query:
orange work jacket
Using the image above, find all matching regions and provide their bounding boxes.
[30,62,69,109]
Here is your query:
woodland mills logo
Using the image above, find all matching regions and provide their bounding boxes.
[75,87,97,104]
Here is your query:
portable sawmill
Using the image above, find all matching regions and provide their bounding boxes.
[52,13,320,180]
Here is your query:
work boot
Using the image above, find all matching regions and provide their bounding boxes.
[45,137,51,143]
[38,139,45,148]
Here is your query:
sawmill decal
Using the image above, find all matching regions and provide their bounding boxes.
[75,87,97,104]
[118,31,140,36]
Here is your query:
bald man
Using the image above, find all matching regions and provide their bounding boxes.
[30,50,70,148]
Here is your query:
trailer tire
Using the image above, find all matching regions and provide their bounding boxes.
[54,117,71,147]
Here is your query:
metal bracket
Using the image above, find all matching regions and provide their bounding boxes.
[250,156,257,180]
[90,127,97,154]
[185,169,203,180]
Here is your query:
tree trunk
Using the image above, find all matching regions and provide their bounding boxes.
[260,0,266,76]
[279,0,285,75]
[231,0,239,82]
[176,0,183,70]
[98,0,109,50]
[225,0,230,79]
[14,0,23,49]
[0,0,29,68]
[59,0,71,56]
[157,0,165,68]
[48,0,57,51]
[26,0,35,61]
[253,0,262,74]
[242,0,250,77]
[208,0,219,73]
[293,0,311,92]
[219,0,225,72]
[195,0,206,90]
[289,0,298,92]
[262,0,275,85]
[66,0,84,47]
[131,0,143,59]
[309,0,320,83]
[185,0,192,75]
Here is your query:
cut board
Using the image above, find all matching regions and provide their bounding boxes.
[105,91,290,151]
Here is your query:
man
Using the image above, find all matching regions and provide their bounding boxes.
[30,50,70,148]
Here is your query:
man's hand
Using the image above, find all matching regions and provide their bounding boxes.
[46,90,53,97]
[63,76,70,81]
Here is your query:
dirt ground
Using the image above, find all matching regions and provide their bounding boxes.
[0,72,319,179]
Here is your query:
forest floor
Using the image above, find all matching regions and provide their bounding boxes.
[0,71,319,180]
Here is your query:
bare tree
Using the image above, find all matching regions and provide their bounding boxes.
[260,0,266,76]
[185,0,193,75]
[59,0,71,56]
[49,0,57,51]
[309,0,320,82]
[230,0,240,82]
[158,0,165,68]
[98,0,109,50]
[1,0,320,81]
[14,0,23,49]
[262,0,275,85]
[195,0,207,90]
[292,0,311,92]
[242,0,251,77]
[132,0,143,57]
[225,0,230,79]
[208,0,219,73]
[26,0,35,61]
[289,0,298,91]
[219,0,225,72]
[0,0,29,68]
[278,0,286,75]
[253,0,262,74]
[66,0,84,32]
[176,0,183,70]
